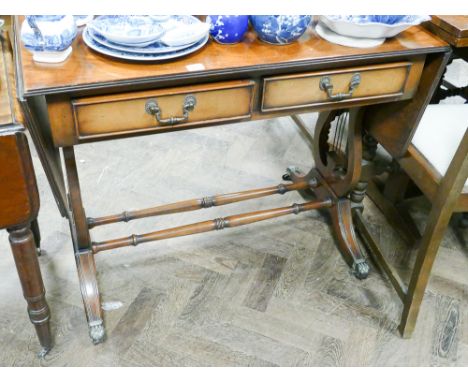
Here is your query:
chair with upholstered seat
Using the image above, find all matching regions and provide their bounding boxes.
[355,103,468,338]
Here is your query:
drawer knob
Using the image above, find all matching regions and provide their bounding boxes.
[145,95,197,126]
[319,73,361,101]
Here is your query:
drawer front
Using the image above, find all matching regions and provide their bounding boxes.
[261,61,420,112]
[70,80,254,142]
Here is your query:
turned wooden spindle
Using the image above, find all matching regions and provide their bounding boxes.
[92,198,332,254]
[8,225,52,355]
[87,180,311,229]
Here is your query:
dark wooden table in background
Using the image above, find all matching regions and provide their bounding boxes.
[0,22,52,356]
[13,16,450,342]
[425,15,468,103]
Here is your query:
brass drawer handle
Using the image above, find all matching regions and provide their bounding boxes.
[145,95,197,126]
[319,73,361,101]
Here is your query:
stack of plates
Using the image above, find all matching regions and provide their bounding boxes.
[83,15,210,61]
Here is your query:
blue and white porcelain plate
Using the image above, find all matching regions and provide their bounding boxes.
[87,28,197,54]
[83,27,209,61]
[89,15,165,44]
[319,15,430,39]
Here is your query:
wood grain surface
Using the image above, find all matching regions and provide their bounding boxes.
[0,30,14,125]
[425,16,468,48]
[14,19,448,96]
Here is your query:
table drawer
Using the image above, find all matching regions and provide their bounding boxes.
[261,61,422,112]
[67,80,255,143]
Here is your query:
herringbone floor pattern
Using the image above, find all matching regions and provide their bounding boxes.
[0,110,467,366]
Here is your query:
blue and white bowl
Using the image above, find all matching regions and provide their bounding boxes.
[21,15,77,63]
[207,15,249,44]
[319,15,430,39]
[89,15,165,45]
[250,15,312,45]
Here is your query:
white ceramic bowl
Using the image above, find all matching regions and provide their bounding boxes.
[319,15,430,39]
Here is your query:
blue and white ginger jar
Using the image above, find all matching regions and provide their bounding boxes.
[21,15,77,63]
[250,15,312,45]
[207,15,249,44]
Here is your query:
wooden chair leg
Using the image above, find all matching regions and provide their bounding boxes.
[8,225,52,356]
[399,131,468,338]
[399,203,457,338]
[365,179,421,246]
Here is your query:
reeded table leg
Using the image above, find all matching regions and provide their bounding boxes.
[63,146,105,344]
[8,225,52,357]
[75,249,105,344]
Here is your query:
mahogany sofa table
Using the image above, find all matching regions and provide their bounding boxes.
[13,17,449,343]
[1,25,52,355]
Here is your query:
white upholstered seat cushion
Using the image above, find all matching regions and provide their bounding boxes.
[411,104,468,192]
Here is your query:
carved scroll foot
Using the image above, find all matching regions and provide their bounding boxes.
[75,250,105,344]
[329,198,370,279]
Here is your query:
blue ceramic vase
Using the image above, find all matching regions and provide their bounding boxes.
[250,15,312,45]
[206,15,249,44]
[21,15,77,62]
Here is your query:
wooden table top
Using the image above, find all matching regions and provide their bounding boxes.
[14,18,448,97]
[425,15,468,48]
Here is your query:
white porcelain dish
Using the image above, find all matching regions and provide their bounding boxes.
[83,27,209,61]
[319,15,430,39]
[315,23,385,48]
[89,15,165,45]
[160,22,210,47]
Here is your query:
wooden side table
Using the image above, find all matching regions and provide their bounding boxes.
[1,22,52,356]
[13,16,450,342]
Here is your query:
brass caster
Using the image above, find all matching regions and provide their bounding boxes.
[37,346,51,359]
[89,322,105,344]
[352,260,370,280]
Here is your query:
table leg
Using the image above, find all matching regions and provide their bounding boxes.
[320,109,370,278]
[8,225,52,357]
[287,108,370,279]
[30,218,42,256]
[63,146,105,344]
